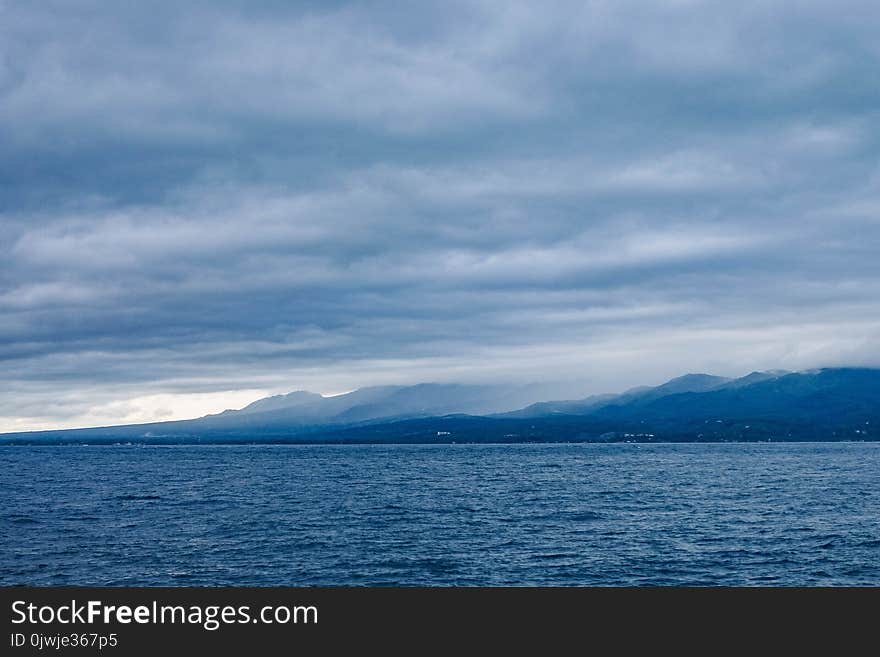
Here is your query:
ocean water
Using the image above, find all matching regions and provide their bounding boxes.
[1,442,878,586]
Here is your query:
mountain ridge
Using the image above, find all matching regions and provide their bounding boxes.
[2,368,877,444]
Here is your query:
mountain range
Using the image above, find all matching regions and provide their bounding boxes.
[2,368,878,444]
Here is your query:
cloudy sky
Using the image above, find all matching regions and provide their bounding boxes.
[2,0,879,431]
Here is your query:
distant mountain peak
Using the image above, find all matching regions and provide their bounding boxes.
[238,390,324,415]
[718,370,789,389]
[661,373,730,385]
[635,373,731,398]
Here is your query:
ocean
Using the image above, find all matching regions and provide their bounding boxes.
[2,442,878,586]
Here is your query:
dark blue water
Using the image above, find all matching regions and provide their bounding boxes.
[2,443,879,586]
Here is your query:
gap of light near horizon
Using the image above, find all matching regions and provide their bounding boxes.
[1,1,879,432]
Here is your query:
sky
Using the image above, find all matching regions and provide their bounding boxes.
[1,0,879,431]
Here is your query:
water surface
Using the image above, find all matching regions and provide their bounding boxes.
[2,443,878,585]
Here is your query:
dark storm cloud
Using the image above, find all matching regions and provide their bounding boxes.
[1,1,879,429]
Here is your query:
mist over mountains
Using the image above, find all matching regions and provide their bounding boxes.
[2,368,877,444]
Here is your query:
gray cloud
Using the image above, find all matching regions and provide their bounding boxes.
[1,1,879,430]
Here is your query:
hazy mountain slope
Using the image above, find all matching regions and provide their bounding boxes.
[499,394,618,418]
[502,373,732,418]
[0,382,551,441]
[231,390,325,415]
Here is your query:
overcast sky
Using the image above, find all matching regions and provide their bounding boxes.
[2,0,879,431]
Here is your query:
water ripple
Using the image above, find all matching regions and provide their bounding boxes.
[1,442,879,586]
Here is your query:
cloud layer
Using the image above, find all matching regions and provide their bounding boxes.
[2,1,879,430]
